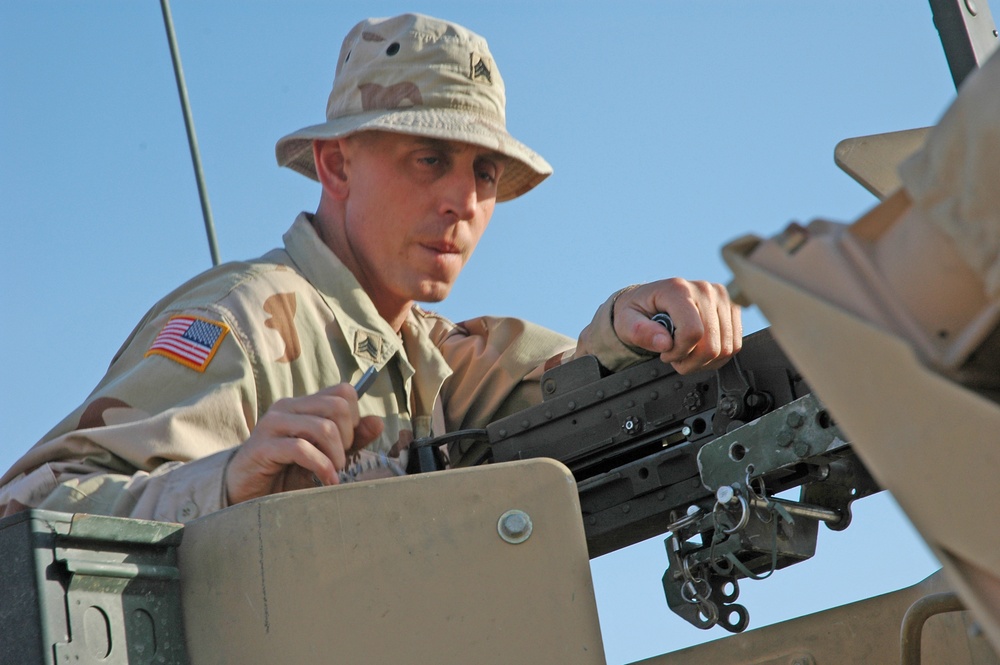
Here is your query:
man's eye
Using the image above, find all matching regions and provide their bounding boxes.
[419,156,441,166]
[476,163,498,184]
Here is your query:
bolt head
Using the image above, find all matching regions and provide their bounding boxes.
[622,416,643,435]
[683,391,703,411]
[498,510,533,544]
[716,485,736,505]
[719,395,738,418]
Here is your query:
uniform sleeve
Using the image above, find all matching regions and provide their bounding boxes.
[0,308,258,523]
[427,291,655,465]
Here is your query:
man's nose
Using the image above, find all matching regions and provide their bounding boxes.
[438,167,478,221]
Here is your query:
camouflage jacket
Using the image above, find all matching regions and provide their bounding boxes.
[0,214,648,523]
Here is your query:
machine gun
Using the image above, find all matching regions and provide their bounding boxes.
[477,328,880,633]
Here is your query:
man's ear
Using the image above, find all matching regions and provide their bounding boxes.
[313,139,350,200]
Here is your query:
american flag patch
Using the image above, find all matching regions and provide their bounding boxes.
[145,315,229,372]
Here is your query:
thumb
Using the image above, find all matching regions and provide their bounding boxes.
[355,415,385,448]
[618,305,676,355]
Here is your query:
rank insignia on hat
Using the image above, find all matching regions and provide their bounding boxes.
[354,330,382,362]
[145,315,230,372]
[470,53,492,83]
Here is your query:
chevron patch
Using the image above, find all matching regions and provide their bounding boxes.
[354,330,383,362]
[469,52,492,83]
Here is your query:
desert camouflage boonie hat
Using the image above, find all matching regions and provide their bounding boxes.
[275,13,552,202]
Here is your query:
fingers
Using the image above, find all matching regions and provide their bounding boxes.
[225,430,339,506]
[225,382,384,505]
[666,281,741,374]
[614,278,743,375]
[254,411,350,478]
[278,383,364,459]
[356,415,385,448]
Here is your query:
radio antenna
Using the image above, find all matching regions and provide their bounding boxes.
[160,0,221,266]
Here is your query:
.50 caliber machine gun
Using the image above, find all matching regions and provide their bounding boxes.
[479,329,880,633]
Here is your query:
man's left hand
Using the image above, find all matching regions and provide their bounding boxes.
[613,278,742,374]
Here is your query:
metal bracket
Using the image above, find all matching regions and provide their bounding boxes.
[929,0,999,89]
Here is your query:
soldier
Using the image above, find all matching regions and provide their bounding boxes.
[0,14,741,522]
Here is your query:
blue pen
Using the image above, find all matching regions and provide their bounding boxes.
[354,365,379,397]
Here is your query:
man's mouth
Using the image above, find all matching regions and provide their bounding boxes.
[424,241,462,254]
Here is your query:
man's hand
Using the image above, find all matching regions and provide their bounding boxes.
[613,279,742,374]
[224,383,384,505]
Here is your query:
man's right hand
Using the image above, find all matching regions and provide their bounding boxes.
[224,383,384,505]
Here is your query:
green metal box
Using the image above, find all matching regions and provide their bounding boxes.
[0,509,187,664]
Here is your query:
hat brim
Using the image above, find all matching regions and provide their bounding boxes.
[276,107,552,203]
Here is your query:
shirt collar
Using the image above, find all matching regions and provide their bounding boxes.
[282,213,403,367]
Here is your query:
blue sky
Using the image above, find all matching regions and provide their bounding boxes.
[0,2,957,663]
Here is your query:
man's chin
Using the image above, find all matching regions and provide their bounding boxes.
[416,293,449,305]
[413,282,453,304]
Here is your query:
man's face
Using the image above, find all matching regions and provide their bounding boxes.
[332,132,505,318]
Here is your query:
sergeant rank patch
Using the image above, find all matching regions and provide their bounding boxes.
[145,315,230,372]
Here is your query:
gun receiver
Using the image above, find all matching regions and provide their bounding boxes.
[485,328,880,632]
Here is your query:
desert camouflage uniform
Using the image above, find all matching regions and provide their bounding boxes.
[0,214,648,523]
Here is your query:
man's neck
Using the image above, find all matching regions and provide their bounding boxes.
[309,210,411,333]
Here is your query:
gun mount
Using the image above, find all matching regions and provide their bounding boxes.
[483,329,880,632]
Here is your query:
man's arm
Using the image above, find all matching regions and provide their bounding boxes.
[425,278,741,465]
[0,316,258,521]
[0,304,379,521]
